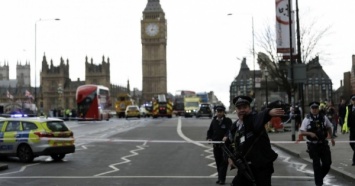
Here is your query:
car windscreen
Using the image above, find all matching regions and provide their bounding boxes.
[200,107,211,111]
[45,121,69,132]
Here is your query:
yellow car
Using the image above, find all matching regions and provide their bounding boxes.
[125,105,141,119]
[0,117,75,163]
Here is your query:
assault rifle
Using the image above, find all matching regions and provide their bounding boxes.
[221,144,256,186]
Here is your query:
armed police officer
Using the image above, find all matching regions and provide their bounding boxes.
[207,105,232,185]
[299,101,335,186]
[343,95,355,166]
[227,96,283,186]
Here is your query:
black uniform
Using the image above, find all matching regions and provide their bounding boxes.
[345,104,355,165]
[300,113,333,186]
[206,115,232,184]
[229,109,278,186]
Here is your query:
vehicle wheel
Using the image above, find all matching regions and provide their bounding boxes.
[17,144,34,163]
[51,154,65,161]
[0,155,8,160]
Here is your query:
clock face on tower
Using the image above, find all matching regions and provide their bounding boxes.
[145,23,159,36]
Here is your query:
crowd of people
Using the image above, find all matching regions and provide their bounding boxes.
[206,95,355,186]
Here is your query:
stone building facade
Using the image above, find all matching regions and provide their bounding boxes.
[40,55,124,113]
[0,63,10,81]
[303,56,333,104]
[333,55,355,104]
[229,56,333,112]
[229,58,262,111]
[0,62,33,113]
[0,55,130,115]
[141,0,168,103]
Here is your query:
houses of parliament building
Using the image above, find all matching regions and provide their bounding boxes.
[0,55,133,114]
[0,0,169,115]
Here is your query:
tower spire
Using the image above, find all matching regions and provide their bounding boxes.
[143,0,164,13]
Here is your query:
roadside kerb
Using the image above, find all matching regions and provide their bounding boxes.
[272,141,355,183]
[226,114,355,182]
[0,164,8,171]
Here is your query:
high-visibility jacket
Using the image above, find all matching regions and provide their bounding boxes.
[342,105,355,132]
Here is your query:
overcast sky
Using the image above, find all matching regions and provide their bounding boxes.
[0,0,354,107]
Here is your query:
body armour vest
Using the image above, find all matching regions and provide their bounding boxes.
[350,106,355,127]
[232,117,255,157]
[306,114,327,142]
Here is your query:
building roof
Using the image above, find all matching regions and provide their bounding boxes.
[0,80,17,87]
[306,56,332,85]
[143,0,164,13]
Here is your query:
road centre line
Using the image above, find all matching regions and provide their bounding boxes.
[4,137,354,144]
[176,117,207,148]
[0,175,315,179]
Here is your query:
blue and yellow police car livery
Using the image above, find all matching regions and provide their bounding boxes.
[0,117,75,163]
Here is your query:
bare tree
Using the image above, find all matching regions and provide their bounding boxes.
[254,17,331,103]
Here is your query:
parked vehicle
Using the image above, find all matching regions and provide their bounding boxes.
[115,93,134,118]
[125,105,140,119]
[140,104,152,117]
[196,103,213,118]
[76,84,111,121]
[0,117,75,163]
[152,94,173,118]
[184,96,200,117]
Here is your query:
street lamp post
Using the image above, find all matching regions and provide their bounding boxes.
[264,67,269,108]
[287,0,296,141]
[34,18,60,110]
[227,13,256,104]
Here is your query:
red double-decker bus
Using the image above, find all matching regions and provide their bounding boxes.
[76,84,111,121]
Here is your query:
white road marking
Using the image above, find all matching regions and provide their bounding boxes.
[176,117,209,148]
[0,118,340,183]
[0,175,317,179]
[176,117,218,176]
[275,149,338,185]
[0,163,40,176]
[93,144,146,176]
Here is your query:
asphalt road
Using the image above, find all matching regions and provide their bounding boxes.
[0,116,353,186]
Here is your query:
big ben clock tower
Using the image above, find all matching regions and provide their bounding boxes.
[141,0,167,103]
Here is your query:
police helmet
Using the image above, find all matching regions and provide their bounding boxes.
[233,95,253,107]
[215,105,226,112]
[309,101,320,109]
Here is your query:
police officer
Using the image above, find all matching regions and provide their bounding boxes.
[228,96,283,186]
[207,105,232,185]
[299,101,335,186]
[343,95,355,166]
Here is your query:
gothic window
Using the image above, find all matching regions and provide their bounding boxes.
[50,81,56,92]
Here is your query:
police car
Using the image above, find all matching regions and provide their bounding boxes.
[0,116,75,163]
